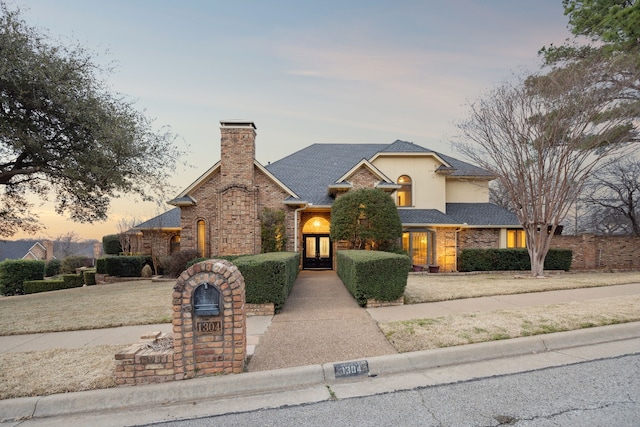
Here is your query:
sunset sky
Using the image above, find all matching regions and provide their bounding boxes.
[9,0,574,241]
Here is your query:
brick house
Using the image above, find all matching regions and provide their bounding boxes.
[134,120,521,272]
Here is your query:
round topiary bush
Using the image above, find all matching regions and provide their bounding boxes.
[45,259,62,277]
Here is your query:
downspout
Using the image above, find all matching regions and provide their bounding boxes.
[454,226,464,272]
[294,204,308,252]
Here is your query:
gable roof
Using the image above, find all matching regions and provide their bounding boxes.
[132,208,182,230]
[169,160,298,206]
[265,140,494,206]
[23,242,47,260]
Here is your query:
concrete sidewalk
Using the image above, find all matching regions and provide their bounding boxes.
[367,282,640,323]
[0,317,273,357]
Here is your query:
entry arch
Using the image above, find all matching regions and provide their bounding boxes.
[302,216,332,269]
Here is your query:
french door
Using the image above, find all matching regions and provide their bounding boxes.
[303,234,332,269]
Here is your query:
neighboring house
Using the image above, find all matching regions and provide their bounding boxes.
[22,241,53,260]
[0,240,101,262]
[134,120,521,272]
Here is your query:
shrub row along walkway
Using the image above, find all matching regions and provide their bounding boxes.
[246,270,397,372]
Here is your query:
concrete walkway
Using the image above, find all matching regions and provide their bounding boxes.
[246,270,397,371]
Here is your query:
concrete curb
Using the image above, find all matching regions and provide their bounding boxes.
[325,321,640,382]
[2,322,639,423]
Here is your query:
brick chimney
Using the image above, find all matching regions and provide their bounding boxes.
[218,120,259,255]
[219,121,256,189]
[43,240,54,261]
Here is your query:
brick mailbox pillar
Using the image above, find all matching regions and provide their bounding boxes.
[172,259,246,379]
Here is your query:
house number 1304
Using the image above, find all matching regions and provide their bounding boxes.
[196,321,222,333]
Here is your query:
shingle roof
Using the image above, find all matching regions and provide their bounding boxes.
[265,141,493,205]
[398,209,457,225]
[0,240,37,261]
[265,143,384,206]
[446,203,520,226]
[133,208,181,230]
[398,204,520,227]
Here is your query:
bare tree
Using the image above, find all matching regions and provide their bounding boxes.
[145,229,173,276]
[54,231,81,257]
[582,157,640,236]
[489,180,516,213]
[117,217,139,255]
[455,66,638,276]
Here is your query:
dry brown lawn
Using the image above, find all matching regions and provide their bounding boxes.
[0,280,174,335]
[380,295,640,353]
[405,271,640,303]
[0,345,126,400]
[1,272,639,400]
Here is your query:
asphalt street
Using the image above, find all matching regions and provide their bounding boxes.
[144,353,640,427]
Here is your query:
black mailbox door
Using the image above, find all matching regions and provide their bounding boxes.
[193,283,220,316]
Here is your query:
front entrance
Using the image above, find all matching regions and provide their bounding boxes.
[303,234,332,269]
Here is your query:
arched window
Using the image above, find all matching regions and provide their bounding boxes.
[397,175,412,207]
[302,216,331,233]
[197,220,206,257]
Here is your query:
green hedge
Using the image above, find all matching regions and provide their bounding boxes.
[0,260,45,295]
[23,276,84,294]
[96,258,107,274]
[102,234,122,255]
[336,250,411,307]
[458,248,573,272]
[233,252,300,311]
[45,259,62,277]
[80,269,97,285]
[62,274,84,287]
[103,256,148,277]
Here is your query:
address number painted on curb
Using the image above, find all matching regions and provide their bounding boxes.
[334,360,369,378]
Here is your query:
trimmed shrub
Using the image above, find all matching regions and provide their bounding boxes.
[544,249,573,271]
[45,259,62,277]
[96,257,107,274]
[336,250,411,306]
[458,248,572,272]
[102,234,122,255]
[104,256,147,277]
[61,256,92,274]
[0,260,45,295]
[83,271,97,285]
[331,188,402,250]
[233,252,300,311]
[23,276,84,294]
[62,274,84,287]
